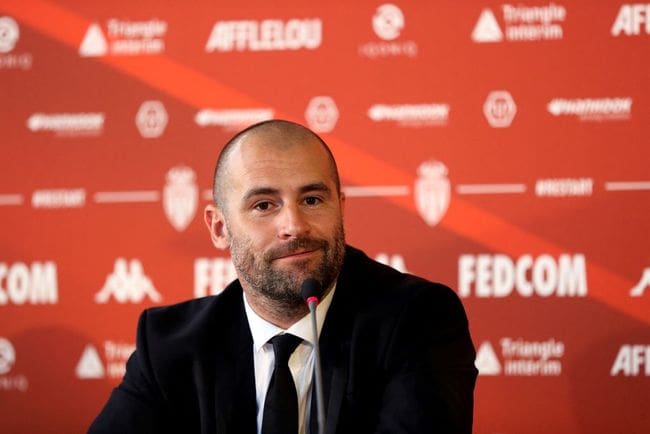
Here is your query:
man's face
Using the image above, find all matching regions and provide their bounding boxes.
[208,134,346,310]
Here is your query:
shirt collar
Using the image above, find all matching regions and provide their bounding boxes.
[243,282,337,352]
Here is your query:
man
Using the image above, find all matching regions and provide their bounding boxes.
[89,120,477,434]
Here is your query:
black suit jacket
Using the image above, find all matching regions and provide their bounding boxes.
[89,246,477,434]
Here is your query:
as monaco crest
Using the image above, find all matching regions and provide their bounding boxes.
[414,160,450,227]
[163,166,198,232]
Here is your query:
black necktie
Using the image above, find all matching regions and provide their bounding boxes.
[262,333,303,434]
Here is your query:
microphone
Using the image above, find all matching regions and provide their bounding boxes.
[301,278,325,434]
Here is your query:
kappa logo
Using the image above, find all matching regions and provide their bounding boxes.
[75,344,105,379]
[79,23,108,57]
[305,96,339,133]
[0,337,16,375]
[0,16,20,53]
[163,166,198,232]
[630,267,650,297]
[612,4,650,36]
[135,100,168,138]
[475,341,501,375]
[472,9,504,43]
[414,160,450,227]
[94,258,162,304]
[373,4,405,41]
[483,91,517,128]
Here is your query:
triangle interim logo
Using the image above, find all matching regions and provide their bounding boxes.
[472,9,503,43]
[76,344,105,379]
[475,341,501,375]
[79,23,108,57]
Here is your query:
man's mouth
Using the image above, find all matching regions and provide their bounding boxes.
[274,249,319,261]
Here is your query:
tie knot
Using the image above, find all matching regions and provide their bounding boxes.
[270,333,302,366]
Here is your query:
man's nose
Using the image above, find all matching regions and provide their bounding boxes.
[278,204,310,239]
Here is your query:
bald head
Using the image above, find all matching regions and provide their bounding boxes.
[212,119,341,211]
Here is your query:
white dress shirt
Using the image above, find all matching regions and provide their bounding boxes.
[243,284,336,434]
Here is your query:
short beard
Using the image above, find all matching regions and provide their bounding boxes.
[229,224,346,318]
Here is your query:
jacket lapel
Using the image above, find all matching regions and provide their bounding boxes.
[317,247,363,434]
[209,285,257,434]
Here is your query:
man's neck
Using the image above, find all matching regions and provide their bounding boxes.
[241,284,335,330]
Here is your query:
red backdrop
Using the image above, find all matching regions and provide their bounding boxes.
[1,1,649,433]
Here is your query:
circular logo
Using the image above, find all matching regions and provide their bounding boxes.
[136,100,169,138]
[0,337,16,374]
[305,96,339,133]
[372,4,404,41]
[0,16,20,53]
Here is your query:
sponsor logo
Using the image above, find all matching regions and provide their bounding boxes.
[476,338,564,376]
[0,338,15,374]
[535,178,593,197]
[414,160,450,227]
[194,257,237,298]
[94,258,162,304]
[373,3,404,40]
[458,254,588,298]
[483,90,517,128]
[547,97,632,121]
[31,189,86,208]
[367,103,450,127]
[205,18,322,52]
[79,19,167,57]
[0,16,20,52]
[163,166,198,232]
[612,4,650,36]
[195,108,274,131]
[0,262,58,305]
[26,112,105,136]
[472,4,566,43]
[359,3,417,58]
[76,341,135,380]
[0,16,33,70]
[375,253,408,273]
[610,345,650,376]
[135,100,168,138]
[0,337,28,392]
[630,267,650,297]
[305,96,339,133]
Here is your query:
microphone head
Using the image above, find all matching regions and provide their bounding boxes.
[301,278,323,303]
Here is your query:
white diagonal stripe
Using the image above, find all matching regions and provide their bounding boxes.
[0,194,24,205]
[604,181,650,191]
[94,191,160,203]
[342,185,410,197]
[456,184,526,195]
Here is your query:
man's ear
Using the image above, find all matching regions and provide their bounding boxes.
[204,204,230,250]
[339,190,346,218]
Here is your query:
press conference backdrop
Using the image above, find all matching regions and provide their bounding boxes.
[1,0,648,433]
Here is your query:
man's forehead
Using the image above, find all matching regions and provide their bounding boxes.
[228,133,327,171]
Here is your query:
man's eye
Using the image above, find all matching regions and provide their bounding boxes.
[304,196,321,206]
[254,201,272,211]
